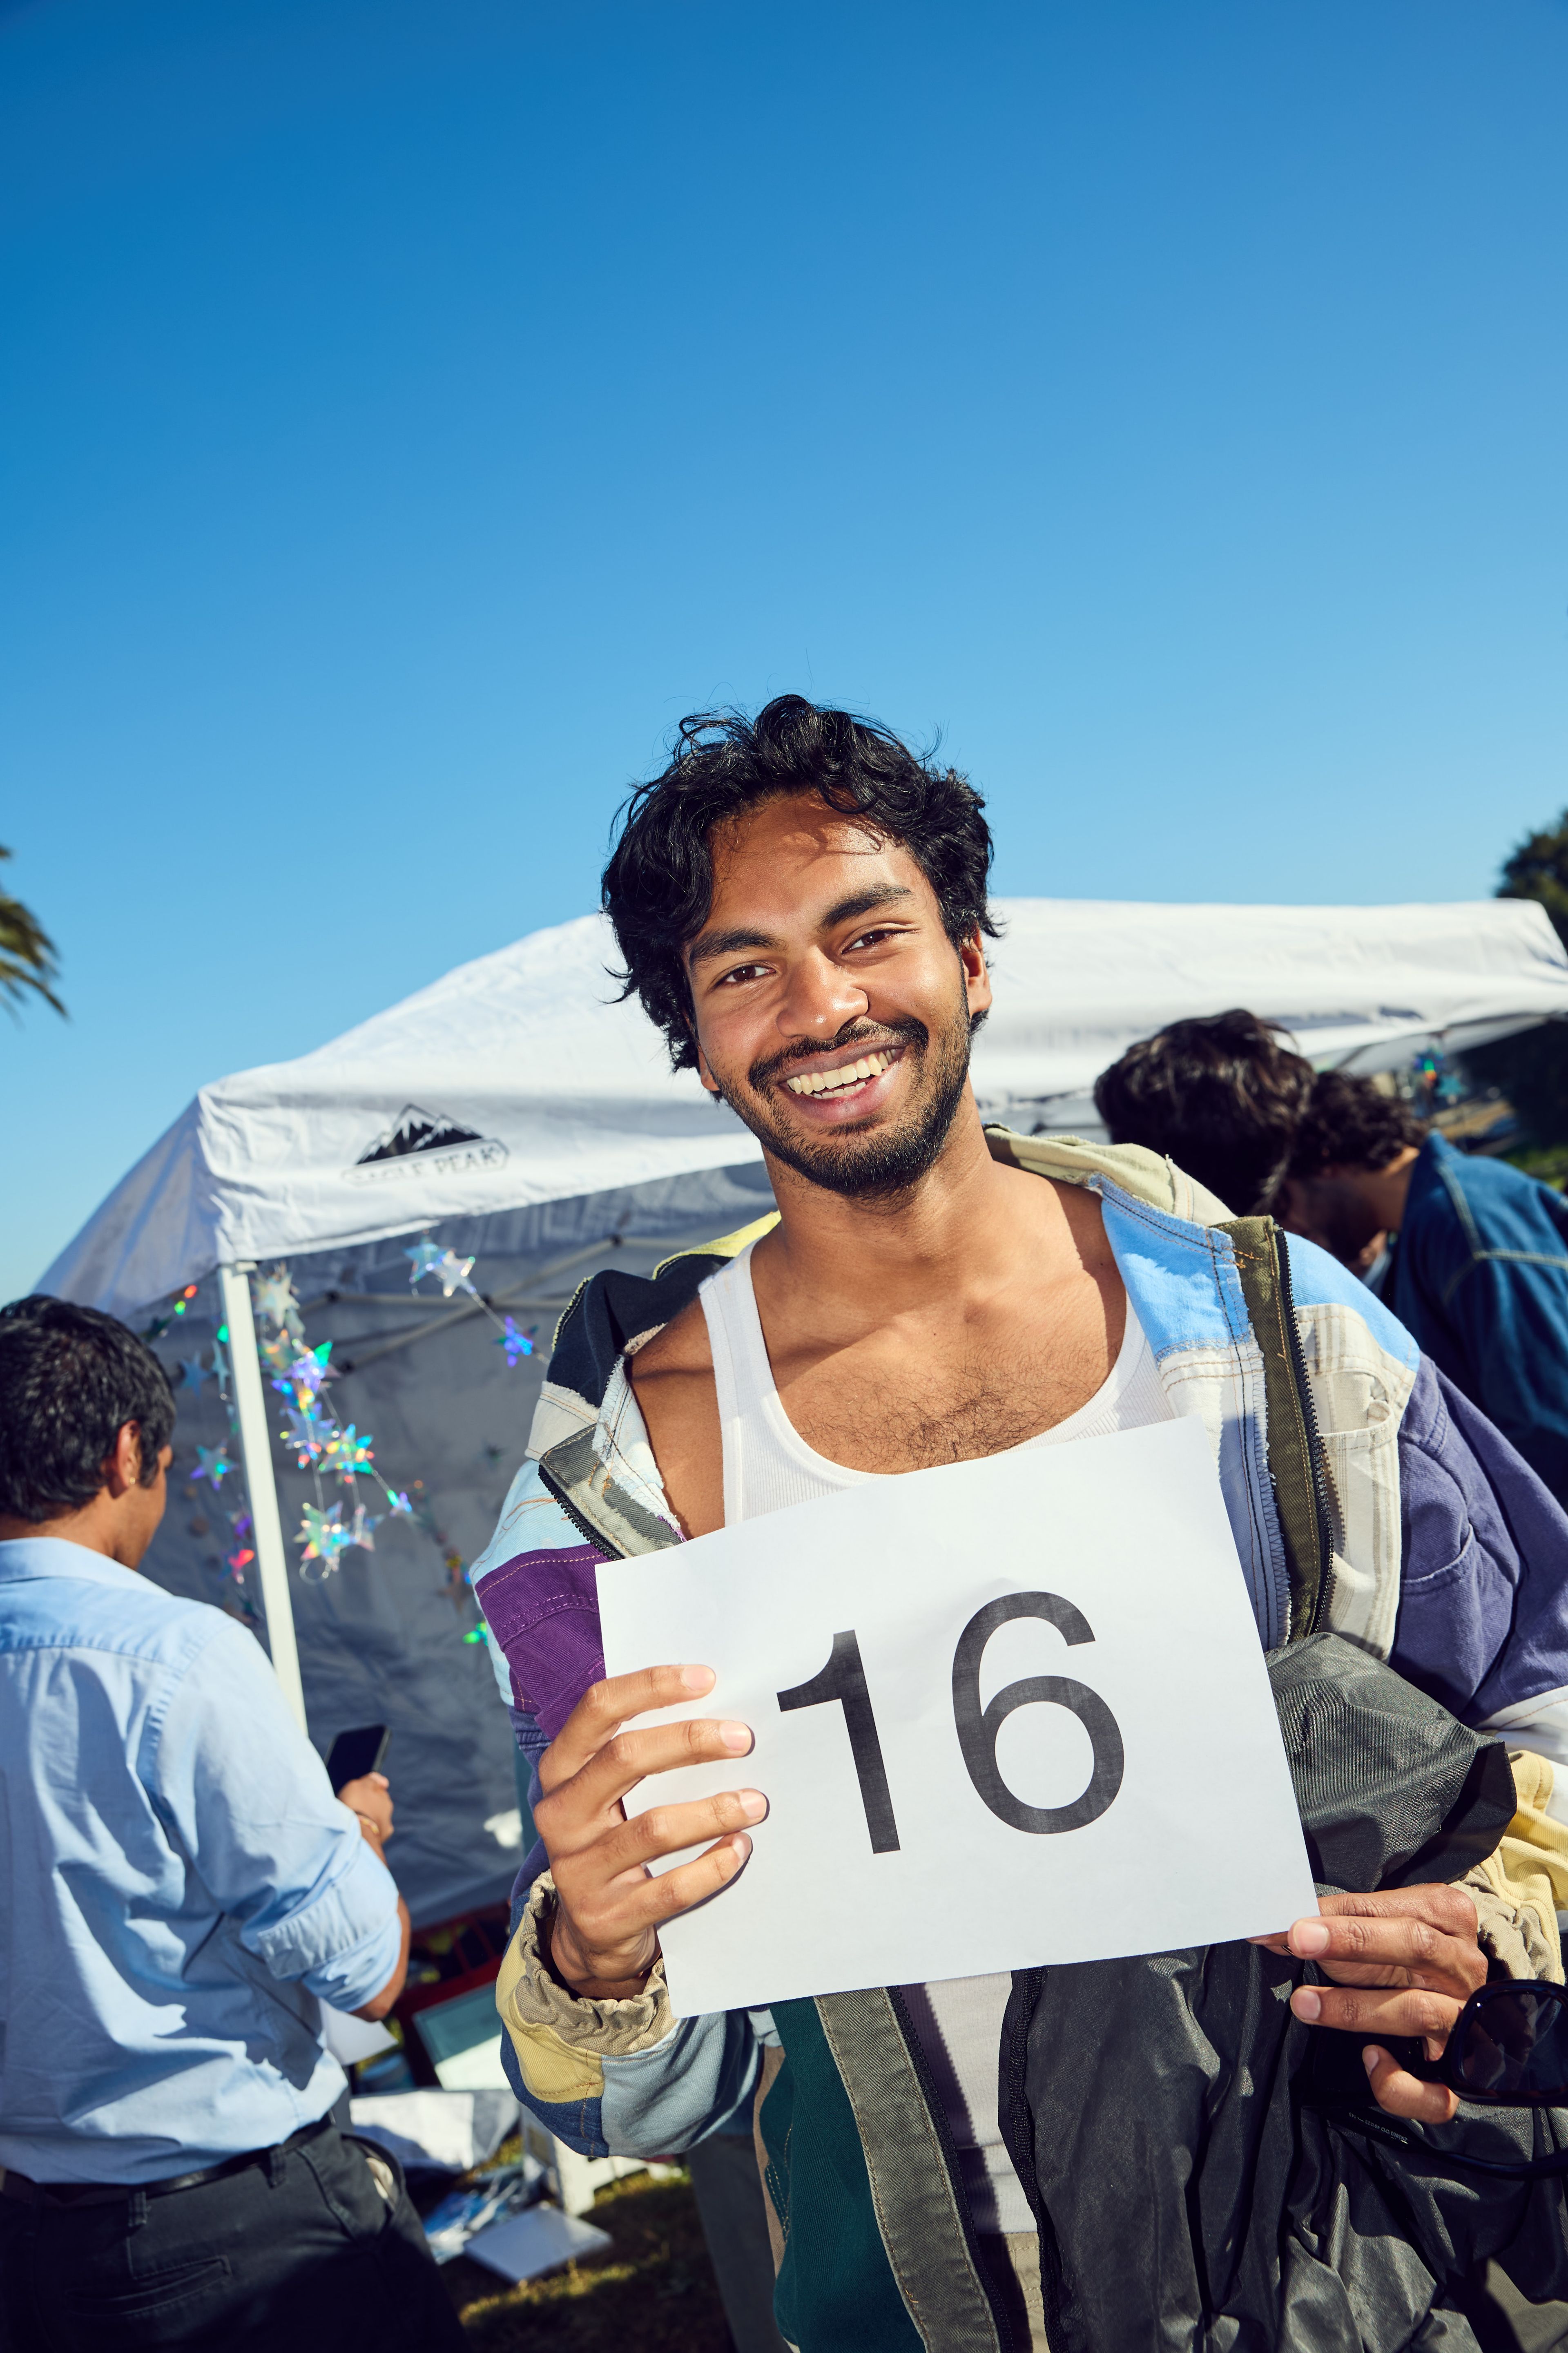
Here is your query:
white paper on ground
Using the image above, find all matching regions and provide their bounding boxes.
[433,2035,515,2092]
[598,1418,1317,2018]
[319,2004,395,2065]
[350,2089,520,2172]
[463,2204,613,2282]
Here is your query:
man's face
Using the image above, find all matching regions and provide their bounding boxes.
[684,795,991,1199]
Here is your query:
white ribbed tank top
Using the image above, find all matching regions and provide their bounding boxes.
[696,1239,1173,2236]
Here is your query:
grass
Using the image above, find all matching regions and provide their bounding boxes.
[1508,1141,1568,1189]
[440,2166,734,2351]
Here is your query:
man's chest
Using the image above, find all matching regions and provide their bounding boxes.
[771,1314,1117,1473]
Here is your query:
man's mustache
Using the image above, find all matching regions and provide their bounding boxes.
[747,1016,929,1096]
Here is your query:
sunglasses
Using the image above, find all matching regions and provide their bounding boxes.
[1352,1980,1568,2177]
[1400,1980,1568,2107]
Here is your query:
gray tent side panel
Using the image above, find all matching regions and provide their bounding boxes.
[139,1161,776,1926]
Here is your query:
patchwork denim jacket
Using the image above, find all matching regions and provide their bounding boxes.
[469,1132,1568,2194]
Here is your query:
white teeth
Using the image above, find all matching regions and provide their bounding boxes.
[784,1050,894,1097]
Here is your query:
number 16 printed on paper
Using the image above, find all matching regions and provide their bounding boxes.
[597,1420,1317,2020]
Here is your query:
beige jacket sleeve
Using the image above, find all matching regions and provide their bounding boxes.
[493,1874,676,2104]
[1456,1749,1568,1983]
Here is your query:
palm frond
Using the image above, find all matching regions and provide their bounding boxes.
[0,845,65,1017]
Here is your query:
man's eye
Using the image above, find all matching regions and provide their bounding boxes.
[716,963,769,987]
[847,928,896,951]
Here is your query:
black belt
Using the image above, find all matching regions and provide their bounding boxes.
[2,2116,334,2208]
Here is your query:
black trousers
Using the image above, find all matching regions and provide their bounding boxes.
[0,2127,464,2353]
[686,2130,790,2353]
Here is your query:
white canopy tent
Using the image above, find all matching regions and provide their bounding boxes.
[39,896,1568,1920]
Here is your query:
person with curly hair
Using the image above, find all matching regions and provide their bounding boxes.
[466,697,1568,2351]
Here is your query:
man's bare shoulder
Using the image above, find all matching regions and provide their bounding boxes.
[985,1159,1116,1274]
[626,1291,722,1538]
[626,1291,713,1381]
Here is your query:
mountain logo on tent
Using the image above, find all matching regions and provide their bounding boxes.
[346,1104,508,1186]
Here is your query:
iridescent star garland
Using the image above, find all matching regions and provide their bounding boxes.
[400,1239,537,1366]
[155,1258,537,1596]
[254,1259,536,1581]
[246,1267,412,1577]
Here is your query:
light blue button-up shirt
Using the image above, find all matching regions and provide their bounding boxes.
[0,1537,403,2184]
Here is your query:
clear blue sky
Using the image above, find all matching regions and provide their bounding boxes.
[4,0,1566,1303]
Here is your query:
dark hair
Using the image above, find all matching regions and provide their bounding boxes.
[1093,1009,1316,1214]
[602,694,999,1069]
[0,1295,176,1522]
[1287,1070,1425,1181]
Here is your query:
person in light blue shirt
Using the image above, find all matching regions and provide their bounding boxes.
[0,1294,462,2352]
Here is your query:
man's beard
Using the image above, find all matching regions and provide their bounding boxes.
[713,997,975,1201]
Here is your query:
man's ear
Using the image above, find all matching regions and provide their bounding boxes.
[1271,1177,1307,1230]
[103,1421,143,1498]
[961,928,992,1021]
[677,995,720,1096]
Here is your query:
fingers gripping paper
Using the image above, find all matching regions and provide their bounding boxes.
[597,1419,1317,2018]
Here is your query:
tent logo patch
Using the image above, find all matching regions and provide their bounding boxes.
[345,1103,509,1185]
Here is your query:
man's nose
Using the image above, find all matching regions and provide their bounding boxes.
[775,949,868,1042]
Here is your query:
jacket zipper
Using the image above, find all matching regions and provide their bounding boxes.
[996,1971,1069,2350]
[537,1459,626,1558]
[884,1985,1019,2353]
[1273,1233,1337,1636]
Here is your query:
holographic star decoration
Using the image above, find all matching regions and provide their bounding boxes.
[496,1316,534,1366]
[252,1270,300,1328]
[348,1503,382,1553]
[280,1407,327,1468]
[192,1444,234,1488]
[260,1332,296,1379]
[177,1356,211,1393]
[323,1423,375,1481]
[296,1503,351,1572]
[285,1344,333,1399]
[382,1487,413,1518]
[406,1241,477,1299]
[404,1239,445,1286]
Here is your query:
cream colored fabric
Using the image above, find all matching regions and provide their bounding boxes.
[999,2232,1052,2351]
[1294,1302,1417,1665]
[1458,1750,1568,1985]
[494,1873,675,2102]
[983,1127,1233,1226]
[754,2044,787,2275]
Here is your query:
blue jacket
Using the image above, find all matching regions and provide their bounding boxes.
[1390,1131,1568,1507]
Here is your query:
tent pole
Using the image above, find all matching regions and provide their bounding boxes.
[218,1261,307,1731]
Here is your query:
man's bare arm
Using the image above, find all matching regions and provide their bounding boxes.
[355,1895,413,2021]
[342,1781,413,2021]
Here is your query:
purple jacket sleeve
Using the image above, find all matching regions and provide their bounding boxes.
[1389,1357,1568,1724]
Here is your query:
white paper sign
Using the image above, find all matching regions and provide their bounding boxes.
[597,1417,1317,2018]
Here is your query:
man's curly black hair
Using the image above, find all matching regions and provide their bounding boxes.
[602,694,999,1069]
[0,1294,175,1521]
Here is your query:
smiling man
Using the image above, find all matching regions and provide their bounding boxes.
[472,698,1568,2351]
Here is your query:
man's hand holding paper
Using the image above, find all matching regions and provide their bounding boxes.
[535,1662,763,2001]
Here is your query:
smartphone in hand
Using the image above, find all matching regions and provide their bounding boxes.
[326,1723,390,1793]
